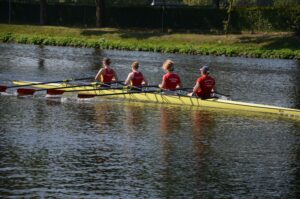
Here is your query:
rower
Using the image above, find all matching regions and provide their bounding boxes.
[124,61,148,88]
[95,58,118,86]
[159,59,182,91]
[188,65,216,99]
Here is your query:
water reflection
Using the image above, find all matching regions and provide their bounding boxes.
[190,109,215,134]
[157,106,217,197]
[90,48,103,70]
[293,61,300,109]
[158,106,183,197]
[123,103,146,132]
[159,106,182,134]
[295,144,300,199]
[92,101,122,129]
[1,44,300,198]
[37,45,45,70]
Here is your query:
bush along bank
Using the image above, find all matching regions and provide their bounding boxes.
[0,32,299,60]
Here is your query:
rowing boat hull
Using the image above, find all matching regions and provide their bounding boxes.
[12,81,300,118]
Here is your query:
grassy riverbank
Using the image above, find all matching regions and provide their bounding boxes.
[1,24,300,59]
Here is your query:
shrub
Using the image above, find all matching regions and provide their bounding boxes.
[0,32,13,42]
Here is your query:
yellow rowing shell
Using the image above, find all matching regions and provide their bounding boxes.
[12,81,300,118]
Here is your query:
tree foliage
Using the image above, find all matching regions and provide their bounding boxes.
[4,0,300,7]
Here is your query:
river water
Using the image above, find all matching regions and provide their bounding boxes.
[0,43,299,198]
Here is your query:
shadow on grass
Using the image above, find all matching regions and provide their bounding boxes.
[80,29,166,39]
[238,34,300,50]
[263,36,300,50]
[80,28,231,40]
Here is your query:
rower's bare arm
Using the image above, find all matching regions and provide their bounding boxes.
[177,82,183,88]
[113,71,119,82]
[143,76,148,85]
[124,73,133,85]
[193,82,200,93]
[212,84,216,93]
[188,82,199,96]
[159,80,166,89]
[95,69,103,81]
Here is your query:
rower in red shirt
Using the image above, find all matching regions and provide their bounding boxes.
[124,61,148,87]
[159,59,182,90]
[188,65,216,99]
[95,58,118,85]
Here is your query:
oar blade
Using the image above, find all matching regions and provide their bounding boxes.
[46,89,65,95]
[0,85,7,92]
[17,88,36,96]
[77,94,97,98]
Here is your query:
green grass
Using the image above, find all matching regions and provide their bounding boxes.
[1,24,300,59]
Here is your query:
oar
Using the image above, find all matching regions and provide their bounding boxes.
[77,88,230,99]
[72,85,190,96]
[49,83,150,96]
[58,85,153,96]
[16,82,104,96]
[214,91,230,98]
[176,87,193,91]
[16,80,130,96]
[78,90,160,99]
[157,87,193,92]
[140,84,159,88]
[22,83,190,97]
[42,81,130,96]
[0,77,94,93]
[76,87,195,99]
[213,92,231,100]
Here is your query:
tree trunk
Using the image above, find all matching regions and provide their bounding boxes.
[8,0,11,24]
[213,0,220,8]
[224,0,233,35]
[40,0,47,25]
[95,0,105,28]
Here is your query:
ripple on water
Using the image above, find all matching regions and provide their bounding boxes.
[0,43,300,198]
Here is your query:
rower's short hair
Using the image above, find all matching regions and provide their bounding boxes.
[163,59,174,72]
[131,61,139,69]
[103,57,111,65]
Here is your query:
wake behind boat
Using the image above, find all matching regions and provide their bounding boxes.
[10,80,300,119]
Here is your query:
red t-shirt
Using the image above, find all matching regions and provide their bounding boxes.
[131,71,144,87]
[196,75,215,99]
[102,68,115,83]
[162,73,181,90]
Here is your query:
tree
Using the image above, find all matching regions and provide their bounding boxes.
[224,0,233,35]
[95,0,105,27]
[40,0,47,25]
[213,0,221,8]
